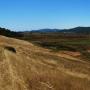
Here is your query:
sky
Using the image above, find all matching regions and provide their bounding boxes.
[0,0,90,31]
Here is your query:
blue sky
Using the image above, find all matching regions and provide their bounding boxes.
[0,0,90,31]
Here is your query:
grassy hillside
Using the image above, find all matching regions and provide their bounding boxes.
[0,35,90,90]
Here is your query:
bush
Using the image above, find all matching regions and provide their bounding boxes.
[4,46,16,53]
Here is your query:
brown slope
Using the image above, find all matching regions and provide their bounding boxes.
[0,35,90,90]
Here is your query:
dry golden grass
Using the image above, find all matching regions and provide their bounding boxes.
[0,35,90,90]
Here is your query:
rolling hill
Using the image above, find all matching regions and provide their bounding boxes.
[0,27,22,38]
[0,35,90,90]
[27,26,90,34]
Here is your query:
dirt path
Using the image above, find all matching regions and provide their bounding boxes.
[4,50,28,90]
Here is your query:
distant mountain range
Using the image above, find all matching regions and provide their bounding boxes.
[0,26,90,38]
[30,27,90,34]
[30,29,61,33]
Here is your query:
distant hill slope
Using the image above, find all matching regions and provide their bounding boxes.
[28,27,90,34]
[0,27,22,38]
[64,27,90,34]
[30,28,61,33]
[0,35,90,90]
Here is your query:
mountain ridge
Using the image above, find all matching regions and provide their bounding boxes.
[29,26,90,34]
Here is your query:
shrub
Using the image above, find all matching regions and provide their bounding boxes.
[4,46,16,53]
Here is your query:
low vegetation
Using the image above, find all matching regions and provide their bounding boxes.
[4,46,16,53]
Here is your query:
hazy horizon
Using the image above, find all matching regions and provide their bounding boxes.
[0,0,90,31]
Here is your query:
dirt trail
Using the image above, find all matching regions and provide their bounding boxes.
[3,50,28,90]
